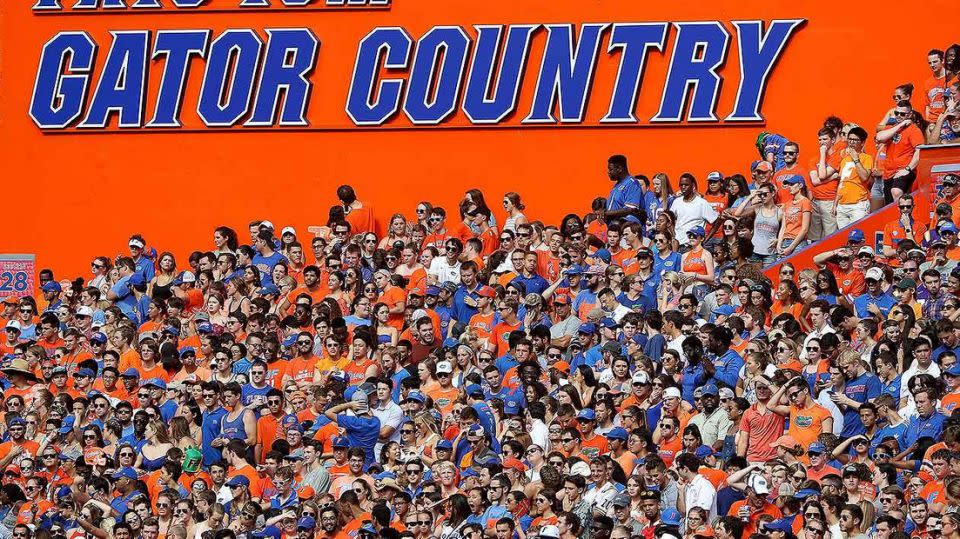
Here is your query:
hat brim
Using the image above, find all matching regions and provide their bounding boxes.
[1,367,38,381]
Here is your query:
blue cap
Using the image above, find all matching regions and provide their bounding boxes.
[565,264,584,276]
[226,475,251,488]
[425,286,441,296]
[794,488,821,499]
[942,223,959,234]
[576,409,596,421]
[762,519,794,533]
[594,249,612,263]
[605,427,628,441]
[466,424,485,437]
[41,281,62,293]
[58,416,76,434]
[90,332,108,344]
[503,403,521,416]
[73,368,95,379]
[687,225,706,238]
[297,517,316,530]
[179,347,196,358]
[700,383,719,396]
[695,446,714,459]
[578,322,597,334]
[282,335,297,347]
[436,439,453,451]
[947,364,960,377]
[404,390,425,403]
[332,436,350,449]
[112,467,138,480]
[661,508,682,527]
[464,384,483,398]
[143,378,167,390]
[372,471,397,481]
[121,368,140,378]
[848,228,865,242]
[599,317,618,329]
[712,305,735,317]
[251,526,282,539]
[808,442,827,454]
[460,468,479,479]
[128,273,147,287]
[782,174,805,186]
[196,322,214,334]
[258,284,280,296]
[443,338,459,349]
[358,524,377,536]
[55,486,72,500]
[162,326,180,337]
[8,417,26,427]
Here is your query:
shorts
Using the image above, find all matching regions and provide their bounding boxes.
[883,170,916,203]
[870,176,885,199]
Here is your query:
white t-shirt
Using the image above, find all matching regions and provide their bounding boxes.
[670,196,719,245]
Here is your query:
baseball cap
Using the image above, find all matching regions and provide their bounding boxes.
[576,409,596,421]
[754,161,773,172]
[258,284,280,296]
[719,387,735,400]
[425,286,441,296]
[942,222,959,235]
[436,361,453,374]
[661,508,683,526]
[605,427,628,441]
[4,320,21,332]
[524,293,543,307]
[578,323,597,334]
[502,457,526,473]
[865,267,884,281]
[435,439,453,451]
[332,436,350,449]
[143,378,167,390]
[944,174,960,186]
[599,317,619,329]
[464,384,484,398]
[848,228,865,243]
[706,171,723,182]
[895,278,917,290]
[663,387,682,399]
[76,306,94,318]
[73,368,95,379]
[112,467,138,480]
[180,270,197,283]
[946,363,960,377]
[770,434,799,449]
[476,286,496,299]
[297,517,316,530]
[700,383,718,396]
[41,281,62,293]
[762,519,794,533]
[712,305,735,318]
[539,525,561,539]
[631,371,649,385]
[281,226,296,237]
[808,442,827,454]
[226,475,251,488]
[782,174,804,185]
[687,225,706,238]
[593,249,612,264]
[121,368,140,379]
[612,492,631,508]
[404,390,425,403]
[857,246,875,256]
[747,473,770,494]
[251,526,282,539]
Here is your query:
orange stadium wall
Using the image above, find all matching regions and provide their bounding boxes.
[0,0,958,278]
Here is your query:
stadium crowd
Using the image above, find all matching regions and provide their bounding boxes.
[2,47,960,539]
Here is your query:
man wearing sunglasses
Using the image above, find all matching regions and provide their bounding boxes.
[876,101,923,205]
[770,377,833,451]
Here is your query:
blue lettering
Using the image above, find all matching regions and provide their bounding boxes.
[239,0,269,6]
[403,26,469,124]
[345,27,411,126]
[247,29,319,126]
[73,0,126,8]
[30,33,96,129]
[653,21,729,122]
[32,0,63,10]
[726,19,805,121]
[524,23,608,123]
[147,30,209,127]
[197,30,263,127]
[462,24,537,124]
[601,23,668,123]
[131,0,161,7]
[79,31,149,128]
[173,0,207,5]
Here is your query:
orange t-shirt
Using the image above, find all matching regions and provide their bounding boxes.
[787,401,832,452]
[537,251,561,282]
[657,435,682,468]
[580,433,610,460]
[773,164,804,205]
[380,286,407,329]
[942,391,960,414]
[780,197,811,240]
[882,125,923,176]
[836,154,875,205]
[491,320,521,357]
[923,73,953,122]
[345,205,375,235]
[727,500,782,537]
[426,386,459,415]
[808,142,843,201]
[468,312,494,341]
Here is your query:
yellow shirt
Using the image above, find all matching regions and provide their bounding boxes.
[836,153,875,205]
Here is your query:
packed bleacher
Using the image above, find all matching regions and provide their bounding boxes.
[2,47,960,539]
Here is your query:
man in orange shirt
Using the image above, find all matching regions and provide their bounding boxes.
[575,409,609,460]
[426,361,459,415]
[833,127,874,229]
[653,410,683,468]
[727,473,782,537]
[923,49,952,123]
[941,363,960,413]
[876,101,923,204]
[770,377,833,456]
[810,128,842,240]
[338,184,375,235]
[0,418,39,463]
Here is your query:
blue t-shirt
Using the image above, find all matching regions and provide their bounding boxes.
[512,274,550,296]
[840,372,882,437]
[608,176,643,213]
[252,251,288,286]
[880,375,902,409]
[711,349,744,389]
[337,413,381,469]
[452,284,481,324]
[111,276,138,320]
[904,412,948,448]
[241,383,272,408]
[682,363,707,404]
[853,291,896,319]
[201,407,228,466]
[643,334,666,363]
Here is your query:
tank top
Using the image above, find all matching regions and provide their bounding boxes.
[752,207,780,256]
[151,281,173,301]
[221,411,248,441]
[681,247,707,275]
[503,213,525,233]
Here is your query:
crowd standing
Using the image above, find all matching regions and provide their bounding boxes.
[2,47,960,539]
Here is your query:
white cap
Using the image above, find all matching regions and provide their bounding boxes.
[632,371,649,384]
[411,309,429,323]
[261,220,275,230]
[719,387,736,400]
[436,361,453,374]
[281,226,296,237]
[76,306,94,317]
[5,320,21,331]
[181,271,196,283]
[538,526,560,539]
[865,267,884,281]
[128,238,145,249]
[663,387,682,399]
[747,473,770,494]
[569,461,591,477]
[858,246,875,256]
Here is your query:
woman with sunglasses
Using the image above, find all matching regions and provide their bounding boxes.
[736,183,780,265]
[656,271,683,313]
[501,192,528,234]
